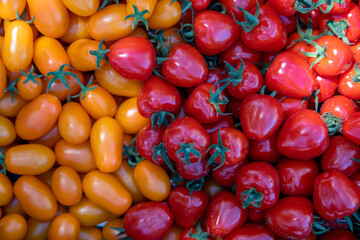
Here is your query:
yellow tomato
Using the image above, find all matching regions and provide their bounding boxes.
[102,218,124,240]
[60,13,91,44]
[0,213,27,240]
[0,57,6,99]
[48,213,80,240]
[129,27,148,38]
[29,123,62,149]
[163,224,183,240]
[79,227,103,240]
[62,0,99,17]
[0,173,13,206]
[0,0,26,20]
[17,73,43,101]
[126,0,158,19]
[148,0,181,29]
[0,36,4,54]
[3,197,26,217]
[0,115,16,147]
[25,218,50,240]
[0,92,28,118]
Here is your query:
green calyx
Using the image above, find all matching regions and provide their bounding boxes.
[208,82,230,116]
[124,5,149,31]
[240,187,264,209]
[294,0,316,14]
[20,65,42,85]
[0,147,6,175]
[178,23,195,43]
[108,227,130,240]
[177,142,201,165]
[72,75,98,100]
[149,29,170,56]
[321,112,342,135]
[15,10,34,24]
[186,178,205,200]
[311,216,330,235]
[152,142,174,172]
[151,111,175,131]
[232,0,260,33]
[89,39,109,70]
[206,129,229,170]
[257,52,281,75]
[259,85,277,97]
[300,40,327,69]
[188,222,210,240]
[45,63,79,93]
[170,172,185,187]
[123,138,144,167]
[302,89,320,112]
[209,3,227,14]
[352,62,360,83]
[98,0,119,11]
[204,55,221,69]
[326,19,352,45]
[4,77,19,103]
[313,0,345,14]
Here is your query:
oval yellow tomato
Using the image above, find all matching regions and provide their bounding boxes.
[29,123,62,149]
[0,115,16,147]
[148,0,181,29]
[0,213,27,240]
[0,173,13,206]
[102,218,124,240]
[0,92,28,118]
[25,218,50,240]
[0,57,6,99]
[17,73,43,101]
[0,0,26,20]
[60,13,91,44]
[127,0,157,19]
[62,0,99,17]
[79,227,103,240]
[48,213,80,240]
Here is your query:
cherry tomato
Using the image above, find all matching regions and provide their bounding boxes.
[220,0,265,21]
[320,95,357,118]
[0,213,27,240]
[0,173,13,206]
[248,131,283,164]
[127,0,157,20]
[0,92,28,118]
[220,39,262,65]
[176,157,210,181]
[79,227,103,240]
[29,123,62,149]
[102,218,124,240]
[59,13,91,44]
[0,0,26,20]
[48,213,80,240]
[163,224,183,240]
[25,218,51,240]
[340,111,360,145]
[211,159,248,187]
[0,115,16,147]
[147,0,181,30]
[319,228,357,240]
[17,73,43,101]
[224,223,275,240]
[0,57,6,99]
[62,0,99,17]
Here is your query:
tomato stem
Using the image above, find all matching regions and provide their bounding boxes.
[72,75,98,100]
[232,0,260,33]
[124,138,145,167]
[352,62,360,83]
[19,65,43,85]
[149,29,170,56]
[178,23,195,42]
[186,178,205,199]
[152,143,175,172]
[109,226,131,239]
[206,128,229,170]
[240,187,264,209]
[89,39,110,70]
[151,111,175,130]
[188,222,210,240]
[300,40,327,69]
[45,63,79,93]
[15,10,34,24]
[177,142,201,165]
[0,147,6,175]
[311,220,330,235]
[124,5,150,31]
[321,112,342,135]
[294,0,316,14]
[4,77,19,103]
[98,0,119,11]
[209,3,227,14]
[326,19,351,45]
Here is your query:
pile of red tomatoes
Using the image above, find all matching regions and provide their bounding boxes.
[1,0,360,239]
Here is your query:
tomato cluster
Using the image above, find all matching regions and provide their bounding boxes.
[1,0,360,239]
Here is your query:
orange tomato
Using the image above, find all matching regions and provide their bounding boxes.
[62,0,99,17]
[58,102,91,144]
[15,94,61,140]
[0,173,13,206]
[0,115,16,147]
[25,218,50,240]
[55,139,97,173]
[112,160,146,203]
[0,35,4,53]
[60,13,91,44]
[163,224,183,240]
[127,0,158,19]
[148,0,181,29]
[3,197,26,217]
[27,0,69,38]
[5,144,56,175]
[83,170,132,215]
[17,72,43,101]
[37,168,55,186]
[129,27,148,38]
[90,117,123,172]
[115,97,150,134]
[0,0,26,20]
[162,27,186,51]
[88,4,134,41]
[102,218,124,240]
[204,177,223,199]
[48,213,80,240]
[134,160,171,201]
[95,63,143,98]
[2,20,33,72]
[0,213,27,240]
[0,57,6,99]
[6,63,31,83]
[69,196,118,227]
[29,123,62,149]
[14,176,57,221]
[79,227,103,240]
[51,166,83,206]
[0,92,28,118]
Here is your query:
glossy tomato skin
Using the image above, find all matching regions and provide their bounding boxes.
[339,63,360,100]
[124,201,174,240]
[277,158,319,197]
[0,58,6,99]
[163,116,210,163]
[194,10,241,55]
[162,43,208,88]
[224,223,275,240]
[205,191,248,237]
[168,186,209,229]
[0,173,13,206]
[137,75,181,118]
[240,95,284,141]
[212,159,248,187]
[314,171,360,220]
[62,0,99,17]
[220,0,265,21]
[321,136,360,177]
[277,110,329,160]
[176,158,210,181]
[0,213,27,240]
[0,0,26,20]
[147,0,182,29]
[268,0,296,17]
[60,13,91,44]
[236,162,280,210]
[48,213,80,240]
[219,39,262,65]
[102,218,124,240]
[319,228,357,240]
[312,74,338,103]
[320,95,357,119]
[0,115,16,147]
[248,131,283,164]
[203,115,235,134]
[265,196,314,239]
[108,36,155,81]
[342,111,360,145]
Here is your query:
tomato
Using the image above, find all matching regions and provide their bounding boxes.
[124,201,173,240]
[0,115,16,147]
[0,58,6,100]
[48,213,80,240]
[206,191,247,237]
[95,63,143,98]
[60,13,91,44]
[0,213,27,240]
[235,162,280,210]
[2,20,33,73]
[147,0,181,30]
[312,74,338,103]
[265,196,313,239]
[203,177,223,199]
[88,4,133,41]
[220,0,265,21]
[126,0,157,20]
[0,0,26,20]
[83,170,132,215]
[224,223,275,240]
[248,209,264,224]
[3,197,26,218]
[277,158,319,197]
[15,94,61,140]
[27,0,69,38]
[314,171,360,220]
[321,96,357,119]
[212,159,248,187]
[340,111,360,145]
[58,102,91,144]
[220,39,262,65]
[29,123,62,149]
[17,71,43,101]
[0,173,12,206]
[160,27,186,52]
[163,224,183,240]
[319,228,357,240]
[69,196,118,227]
[25,218,51,240]
[14,175,57,221]
[62,0,99,17]
[0,92,28,118]
[268,0,296,16]
[339,62,360,100]
[277,110,329,160]
[248,131,283,164]
[176,157,210,181]
[102,218,126,240]
[179,224,211,240]
[203,115,235,134]
[5,144,55,175]
[51,166,82,206]
[79,227,102,240]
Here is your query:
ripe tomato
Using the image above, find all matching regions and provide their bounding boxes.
[14,175,57,221]
[0,57,6,99]
[176,157,210,181]
[320,95,357,118]
[220,39,262,65]
[29,123,62,149]
[102,218,124,240]
[224,223,275,240]
[312,74,338,103]
[5,144,55,175]
[163,224,183,240]
[319,228,357,240]
[339,62,360,100]
[0,173,13,206]
[0,92,28,118]
[17,72,43,101]
[3,197,27,218]
[220,0,265,21]
[60,13,91,44]
[48,213,80,240]
[25,218,51,240]
[126,0,157,20]
[248,131,283,164]
[0,213,27,240]
[79,227,103,240]
[0,115,16,147]
[62,0,99,17]
[211,159,248,187]
[0,0,26,20]
[147,0,181,30]
[268,0,296,16]
[340,111,360,145]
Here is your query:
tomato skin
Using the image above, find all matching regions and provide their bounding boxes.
[236,162,280,210]
[176,158,210,181]
[0,213,27,240]
[314,171,360,220]
[83,170,132,215]
[319,228,357,240]
[134,160,171,201]
[25,218,51,240]
[277,158,319,197]
[194,10,241,55]
[51,166,82,206]
[340,111,360,145]
[203,115,235,134]
[102,218,124,240]
[248,131,283,164]
[60,13,91,44]
[265,196,313,239]
[268,0,296,17]
[320,95,357,119]
[3,197,26,218]
[27,0,69,38]
[163,224,183,240]
[224,223,275,240]
[29,123,61,149]
[277,110,329,160]
[108,36,155,81]
[15,94,61,140]
[0,57,7,99]
[0,115,16,147]
[212,159,248,187]
[0,173,13,206]
[48,213,80,240]
[124,201,174,240]
[2,20,33,73]
[62,0,99,17]
[17,74,43,101]
[0,0,26,20]
[206,191,248,237]
[79,227,103,240]
[126,0,157,20]
[220,39,262,65]
[220,0,265,21]
[339,63,360,100]
[14,175,57,221]
[148,0,181,29]
[312,74,338,103]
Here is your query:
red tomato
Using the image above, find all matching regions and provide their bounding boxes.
[320,95,357,118]
[313,74,338,103]
[342,111,360,145]
[248,131,283,164]
[339,62,360,100]
[176,158,210,181]
[224,223,275,240]
[220,0,265,21]
[319,228,357,240]
[219,39,262,65]
[211,159,248,187]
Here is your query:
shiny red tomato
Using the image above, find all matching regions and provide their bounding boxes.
[248,131,283,164]
[224,223,275,240]
[320,95,357,119]
[342,111,360,145]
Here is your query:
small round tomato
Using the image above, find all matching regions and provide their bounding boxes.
[176,158,210,181]
[147,0,181,29]
[220,39,262,65]
[319,228,357,240]
[0,173,13,206]
[127,0,157,20]
[83,170,132,215]
[134,160,171,201]
[60,13,91,44]
[29,123,62,149]
[0,92,28,118]
[0,115,16,147]
[339,111,360,145]
[62,0,99,17]
[17,72,43,101]
[102,218,124,240]
[248,131,283,164]
[320,95,357,118]
[14,175,57,221]
[0,213,27,240]
[224,223,275,240]
[48,213,80,240]
[212,159,248,187]
[79,227,103,240]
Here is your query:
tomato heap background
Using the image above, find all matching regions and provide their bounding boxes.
[1,0,360,239]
